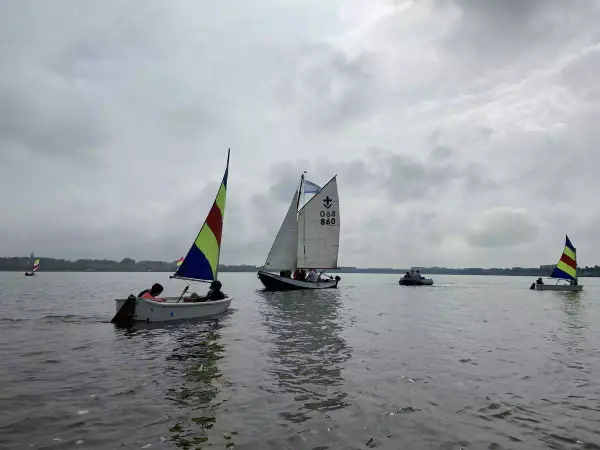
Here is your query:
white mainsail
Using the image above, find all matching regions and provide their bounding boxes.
[296,176,339,269]
[263,189,300,271]
[261,175,340,272]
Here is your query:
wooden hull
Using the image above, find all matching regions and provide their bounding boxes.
[534,284,583,292]
[114,296,232,323]
[257,270,339,291]
[399,278,433,286]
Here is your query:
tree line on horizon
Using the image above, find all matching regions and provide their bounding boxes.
[3,256,600,276]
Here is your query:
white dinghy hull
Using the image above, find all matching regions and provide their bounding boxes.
[114,297,233,323]
[534,284,582,292]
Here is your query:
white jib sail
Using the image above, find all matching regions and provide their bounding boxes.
[296,176,340,269]
[263,188,300,271]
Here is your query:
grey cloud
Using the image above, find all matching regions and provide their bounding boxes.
[3,0,600,269]
[377,148,497,202]
[444,0,600,69]
[0,73,106,161]
[466,207,539,248]
[274,43,375,129]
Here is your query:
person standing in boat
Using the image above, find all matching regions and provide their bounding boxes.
[307,268,318,282]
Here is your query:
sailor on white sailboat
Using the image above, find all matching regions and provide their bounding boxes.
[307,268,318,282]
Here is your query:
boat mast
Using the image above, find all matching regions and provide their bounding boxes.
[300,171,307,268]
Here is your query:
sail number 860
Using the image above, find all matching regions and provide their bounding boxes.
[320,210,336,226]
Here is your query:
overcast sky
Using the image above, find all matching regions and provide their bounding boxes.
[2,0,599,268]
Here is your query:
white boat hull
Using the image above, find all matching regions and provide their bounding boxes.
[114,296,233,323]
[534,284,583,292]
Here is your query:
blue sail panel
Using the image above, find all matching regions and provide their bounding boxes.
[550,266,575,281]
[565,235,576,253]
[174,245,214,281]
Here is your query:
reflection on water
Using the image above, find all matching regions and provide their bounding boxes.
[554,291,588,350]
[157,319,226,448]
[259,289,351,424]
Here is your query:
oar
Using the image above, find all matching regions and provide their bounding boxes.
[176,284,190,303]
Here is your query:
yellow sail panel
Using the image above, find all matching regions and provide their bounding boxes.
[215,184,227,216]
[194,225,220,278]
[563,246,576,261]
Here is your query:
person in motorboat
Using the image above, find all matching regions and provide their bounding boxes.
[307,269,318,282]
[138,283,166,302]
[413,270,423,280]
[403,272,411,279]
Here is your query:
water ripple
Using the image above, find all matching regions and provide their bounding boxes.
[1,272,600,449]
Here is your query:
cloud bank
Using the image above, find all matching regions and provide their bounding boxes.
[2,0,599,268]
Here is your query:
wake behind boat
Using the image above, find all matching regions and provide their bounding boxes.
[530,235,583,292]
[257,173,341,291]
[112,150,234,325]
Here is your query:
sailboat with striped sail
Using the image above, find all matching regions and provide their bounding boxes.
[112,150,234,324]
[257,173,341,291]
[534,235,583,291]
[25,258,39,276]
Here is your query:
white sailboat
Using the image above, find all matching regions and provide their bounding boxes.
[257,174,341,291]
[112,150,234,324]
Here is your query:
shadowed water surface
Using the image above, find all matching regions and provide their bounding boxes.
[1,272,600,449]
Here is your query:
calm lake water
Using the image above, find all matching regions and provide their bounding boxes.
[1,272,600,450]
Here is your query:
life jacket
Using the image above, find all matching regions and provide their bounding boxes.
[138,289,151,297]
[140,290,166,302]
[207,289,226,301]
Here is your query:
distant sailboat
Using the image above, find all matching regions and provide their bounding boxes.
[25,258,39,276]
[112,150,234,324]
[257,173,341,291]
[532,235,583,291]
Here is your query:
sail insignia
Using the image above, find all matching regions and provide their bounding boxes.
[173,150,230,282]
[550,235,577,281]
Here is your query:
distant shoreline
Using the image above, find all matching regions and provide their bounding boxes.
[3,256,600,277]
[2,270,598,277]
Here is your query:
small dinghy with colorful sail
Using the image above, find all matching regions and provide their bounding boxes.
[530,235,583,291]
[257,173,341,291]
[25,258,39,276]
[112,150,233,325]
